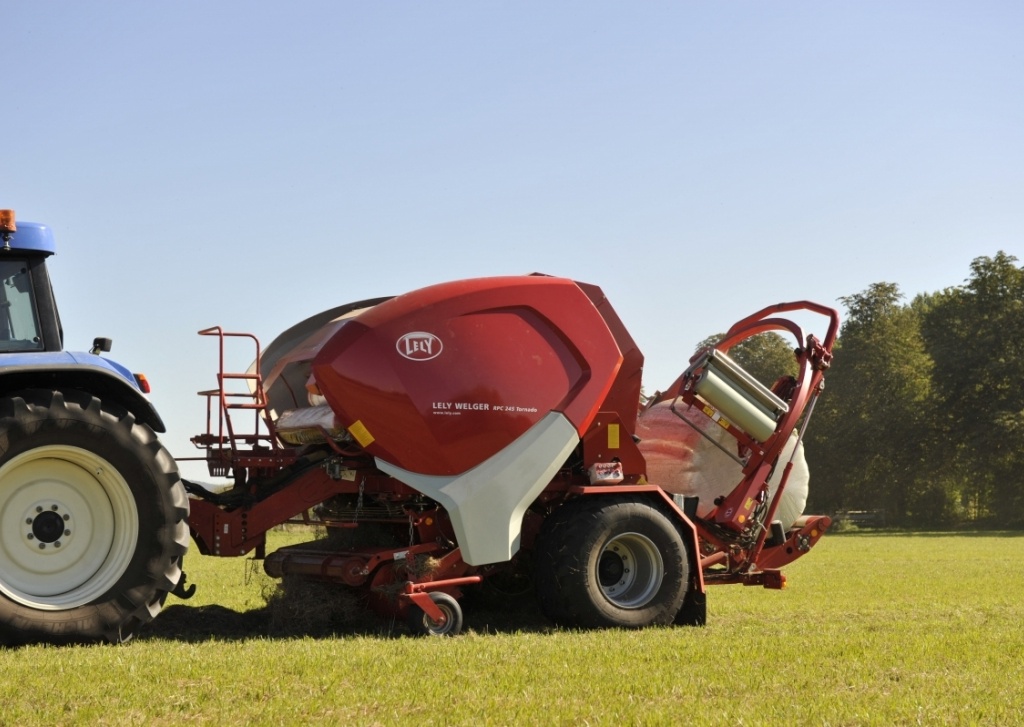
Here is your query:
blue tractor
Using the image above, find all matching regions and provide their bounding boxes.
[0,210,189,645]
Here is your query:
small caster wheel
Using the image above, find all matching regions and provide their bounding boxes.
[407,592,464,636]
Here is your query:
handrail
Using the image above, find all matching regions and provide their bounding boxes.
[192,326,281,477]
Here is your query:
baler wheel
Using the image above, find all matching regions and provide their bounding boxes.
[0,390,189,645]
[535,496,690,629]
[407,592,464,637]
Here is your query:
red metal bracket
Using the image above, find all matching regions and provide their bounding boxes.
[755,515,832,570]
[400,576,483,622]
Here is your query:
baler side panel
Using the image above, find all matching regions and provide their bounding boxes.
[310,276,623,477]
[376,411,580,566]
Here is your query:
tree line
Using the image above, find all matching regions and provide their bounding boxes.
[716,251,1024,529]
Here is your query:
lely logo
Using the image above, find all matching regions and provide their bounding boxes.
[397,332,443,361]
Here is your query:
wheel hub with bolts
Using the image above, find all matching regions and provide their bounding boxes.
[26,504,73,550]
[0,445,137,608]
[597,532,665,609]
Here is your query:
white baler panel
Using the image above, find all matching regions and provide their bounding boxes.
[374,411,579,566]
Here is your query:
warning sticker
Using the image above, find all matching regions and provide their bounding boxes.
[348,420,375,447]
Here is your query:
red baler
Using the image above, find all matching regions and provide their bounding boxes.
[184,274,838,634]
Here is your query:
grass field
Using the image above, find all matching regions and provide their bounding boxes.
[2,531,1023,726]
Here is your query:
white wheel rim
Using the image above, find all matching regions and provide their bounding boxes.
[0,446,138,610]
[598,532,664,609]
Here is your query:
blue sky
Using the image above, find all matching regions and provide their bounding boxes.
[4,1,1022,478]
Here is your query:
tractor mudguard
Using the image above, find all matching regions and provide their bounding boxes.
[0,352,165,432]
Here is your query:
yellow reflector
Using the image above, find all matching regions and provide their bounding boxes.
[348,420,375,448]
[607,423,620,449]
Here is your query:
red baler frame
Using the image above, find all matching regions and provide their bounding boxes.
[181,284,838,628]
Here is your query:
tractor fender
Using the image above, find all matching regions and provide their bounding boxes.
[0,352,166,432]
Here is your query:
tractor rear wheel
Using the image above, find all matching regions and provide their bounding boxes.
[0,390,189,645]
[535,496,690,629]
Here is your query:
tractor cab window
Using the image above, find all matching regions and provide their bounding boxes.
[0,259,43,351]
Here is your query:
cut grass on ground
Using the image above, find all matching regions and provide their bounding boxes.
[2,531,1023,726]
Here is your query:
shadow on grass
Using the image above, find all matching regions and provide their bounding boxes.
[139,586,553,643]
[130,528,1024,642]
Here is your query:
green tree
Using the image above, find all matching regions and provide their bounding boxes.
[920,252,1024,526]
[805,283,939,525]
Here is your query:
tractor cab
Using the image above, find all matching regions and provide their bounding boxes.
[0,210,63,352]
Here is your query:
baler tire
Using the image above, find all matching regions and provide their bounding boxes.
[407,592,464,637]
[535,496,690,629]
[0,390,189,645]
